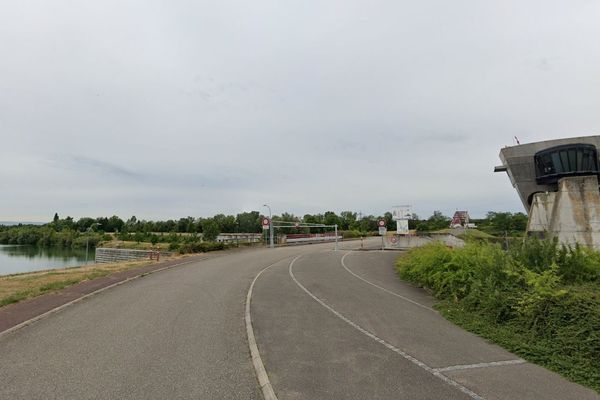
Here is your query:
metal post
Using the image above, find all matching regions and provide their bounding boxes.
[382,235,385,252]
[334,224,338,251]
[263,204,274,248]
[85,222,100,264]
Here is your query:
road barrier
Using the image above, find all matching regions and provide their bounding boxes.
[383,233,465,250]
[282,233,342,244]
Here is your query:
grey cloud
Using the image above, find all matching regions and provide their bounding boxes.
[1,0,599,221]
[60,156,142,180]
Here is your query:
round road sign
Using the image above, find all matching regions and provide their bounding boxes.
[378,219,386,227]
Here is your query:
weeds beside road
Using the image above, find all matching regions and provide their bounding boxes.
[396,239,600,393]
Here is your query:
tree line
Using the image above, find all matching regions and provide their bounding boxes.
[0,210,529,248]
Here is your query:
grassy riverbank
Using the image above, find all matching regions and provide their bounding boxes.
[0,258,175,308]
[396,239,600,392]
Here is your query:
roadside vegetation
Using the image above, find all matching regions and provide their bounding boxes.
[396,239,600,392]
[0,259,161,308]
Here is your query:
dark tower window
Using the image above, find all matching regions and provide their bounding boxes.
[534,144,599,184]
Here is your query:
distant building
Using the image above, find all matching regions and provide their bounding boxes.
[450,211,471,229]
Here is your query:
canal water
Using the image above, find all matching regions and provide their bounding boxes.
[0,245,95,276]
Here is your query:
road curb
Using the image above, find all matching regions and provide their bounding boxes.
[245,257,292,400]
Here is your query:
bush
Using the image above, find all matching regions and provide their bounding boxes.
[396,238,600,391]
[178,241,225,254]
[338,230,363,239]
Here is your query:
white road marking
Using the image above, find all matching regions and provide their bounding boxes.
[289,255,486,400]
[340,251,437,313]
[246,257,293,400]
[434,359,526,373]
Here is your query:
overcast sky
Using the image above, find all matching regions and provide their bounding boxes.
[1,1,600,222]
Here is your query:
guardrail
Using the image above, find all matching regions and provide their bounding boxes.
[283,233,343,244]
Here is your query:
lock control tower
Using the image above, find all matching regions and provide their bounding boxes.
[495,135,600,248]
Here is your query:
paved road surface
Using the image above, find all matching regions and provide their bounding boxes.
[0,239,597,399]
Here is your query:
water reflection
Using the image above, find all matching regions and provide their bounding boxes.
[0,245,96,275]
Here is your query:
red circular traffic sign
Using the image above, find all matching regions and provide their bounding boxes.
[378,220,386,227]
[262,218,270,226]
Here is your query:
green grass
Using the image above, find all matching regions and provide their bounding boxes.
[437,300,600,391]
[0,259,159,308]
[39,278,83,292]
[0,290,33,307]
[396,239,600,393]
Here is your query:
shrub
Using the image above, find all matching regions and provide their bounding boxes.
[396,238,600,391]
[178,241,225,254]
[338,230,363,239]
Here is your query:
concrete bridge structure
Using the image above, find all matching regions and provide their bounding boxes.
[496,135,600,248]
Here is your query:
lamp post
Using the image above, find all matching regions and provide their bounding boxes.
[86,223,101,263]
[263,204,274,248]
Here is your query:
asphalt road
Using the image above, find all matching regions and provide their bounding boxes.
[0,239,597,399]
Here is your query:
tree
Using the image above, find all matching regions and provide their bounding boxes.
[125,216,139,232]
[53,213,59,224]
[359,215,377,232]
[76,217,96,232]
[323,211,340,228]
[339,211,357,230]
[484,211,528,235]
[384,212,394,230]
[213,214,236,233]
[237,211,261,233]
[202,219,220,241]
[415,211,450,232]
[177,217,195,233]
[105,215,124,232]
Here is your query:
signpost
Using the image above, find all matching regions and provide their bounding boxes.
[392,205,412,234]
[378,220,386,251]
[261,217,270,247]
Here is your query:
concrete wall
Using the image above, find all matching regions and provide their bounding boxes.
[216,233,262,244]
[384,234,465,250]
[95,248,171,263]
[528,175,600,249]
[282,235,342,244]
[498,135,600,211]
